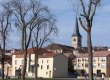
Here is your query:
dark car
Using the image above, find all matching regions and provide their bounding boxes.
[15,69,22,78]
[0,72,1,76]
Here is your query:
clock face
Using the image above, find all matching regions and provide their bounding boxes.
[74,39,76,41]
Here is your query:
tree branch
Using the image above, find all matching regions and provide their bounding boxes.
[90,0,100,20]
[88,0,92,17]
[80,0,87,17]
[79,17,88,32]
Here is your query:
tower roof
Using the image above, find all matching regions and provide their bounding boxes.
[72,17,82,38]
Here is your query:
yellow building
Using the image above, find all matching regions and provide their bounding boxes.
[74,51,110,77]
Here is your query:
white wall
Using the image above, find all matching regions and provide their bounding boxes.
[38,58,53,78]
[12,55,24,76]
[12,54,35,76]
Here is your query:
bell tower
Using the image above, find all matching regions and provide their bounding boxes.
[72,17,82,49]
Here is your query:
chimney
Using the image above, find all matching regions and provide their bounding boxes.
[11,49,16,53]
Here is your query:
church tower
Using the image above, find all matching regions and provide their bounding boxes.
[72,17,82,49]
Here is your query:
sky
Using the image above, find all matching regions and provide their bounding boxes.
[7,0,110,49]
[41,0,110,47]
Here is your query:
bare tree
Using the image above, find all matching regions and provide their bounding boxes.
[70,0,101,80]
[31,15,57,80]
[7,0,56,80]
[0,2,12,80]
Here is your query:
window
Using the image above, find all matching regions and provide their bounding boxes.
[85,63,88,68]
[98,58,100,61]
[29,65,35,72]
[47,60,49,63]
[57,50,62,53]
[46,72,48,75]
[47,65,49,69]
[15,60,17,65]
[42,60,43,63]
[101,63,105,68]
[98,63,100,66]
[78,59,81,62]
[22,59,24,64]
[85,59,88,62]
[78,63,81,68]
[101,58,105,62]
[93,58,96,62]
[93,64,96,68]
[82,63,84,67]
[41,65,43,69]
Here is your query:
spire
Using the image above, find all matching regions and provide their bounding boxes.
[72,16,82,38]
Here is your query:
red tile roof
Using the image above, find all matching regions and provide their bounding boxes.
[78,51,110,58]
[12,48,68,58]
[12,48,53,55]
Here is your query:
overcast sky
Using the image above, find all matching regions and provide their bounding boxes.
[41,0,110,47]
[8,0,110,49]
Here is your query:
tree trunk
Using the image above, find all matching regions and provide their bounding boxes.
[87,31,93,80]
[35,54,38,80]
[1,53,4,80]
[21,26,27,80]
[21,53,27,80]
[1,35,6,80]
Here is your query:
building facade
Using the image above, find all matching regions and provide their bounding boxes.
[37,53,68,78]
[12,48,68,78]
[74,51,110,77]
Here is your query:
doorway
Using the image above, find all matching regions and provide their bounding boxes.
[97,70,101,77]
[49,71,51,78]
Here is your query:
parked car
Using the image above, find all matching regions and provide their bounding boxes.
[0,73,5,77]
[15,69,22,78]
[0,72,1,77]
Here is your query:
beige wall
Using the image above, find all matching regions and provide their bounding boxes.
[0,63,12,76]
[75,57,107,75]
